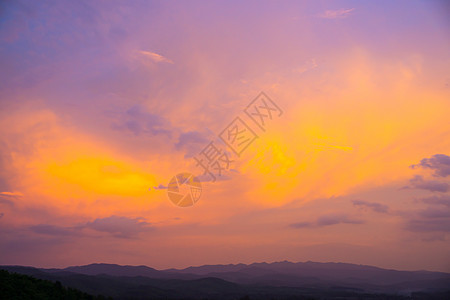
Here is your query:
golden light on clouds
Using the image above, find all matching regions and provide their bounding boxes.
[0,0,449,273]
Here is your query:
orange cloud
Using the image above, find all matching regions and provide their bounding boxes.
[138,50,174,64]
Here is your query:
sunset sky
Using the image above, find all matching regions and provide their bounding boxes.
[0,0,449,272]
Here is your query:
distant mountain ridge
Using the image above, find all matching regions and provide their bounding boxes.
[55,260,449,286]
[64,263,161,277]
[1,261,449,299]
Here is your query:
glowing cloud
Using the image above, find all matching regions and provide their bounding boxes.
[138,50,174,64]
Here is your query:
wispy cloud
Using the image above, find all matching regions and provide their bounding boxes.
[406,218,450,233]
[111,104,173,137]
[294,58,318,74]
[319,8,355,19]
[0,191,23,198]
[317,213,364,226]
[0,198,15,206]
[403,194,450,234]
[29,224,80,236]
[405,206,450,233]
[174,130,212,158]
[352,200,389,213]
[290,213,364,229]
[86,215,153,238]
[152,184,167,190]
[138,50,174,64]
[27,216,155,239]
[409,175,449,193]
[421,195,450,207]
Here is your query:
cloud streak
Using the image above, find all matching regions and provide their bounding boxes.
[421,195,450,207]
[352,200,389,213]
[409,175,449,193]
[406,218,450,233]
[29,224,80,237]
[0,191,23,198]
[152,184,167,190]
[85,215,153,239]
[0,198,15,207]
[138,50,174,64]
[290,213,364,229]
[319,8,355,19]
[25,216,154,239]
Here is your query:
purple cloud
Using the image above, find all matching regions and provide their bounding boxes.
[153,184,167,190]
[175,131,209,151]
[409,175,449,193]
[405,218,450,233]
[317,213,364,226]
[421,195,450,207]
[352,200,389,213]
[111,105,173,138]
[27,215,155,239]
[174,131,214,158]
[29,224,79,236]
[289,221,313,229]
[290,213,364,229]
[86,215,153,239]
[419,208,450,219]
[404,198,450,233]
[410,154,450,177]
[0,198,15,207]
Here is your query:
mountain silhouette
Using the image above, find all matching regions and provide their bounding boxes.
[2,261,449,299]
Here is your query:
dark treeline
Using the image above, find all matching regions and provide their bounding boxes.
[0,269,111,300]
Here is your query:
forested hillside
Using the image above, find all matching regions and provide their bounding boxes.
[0,269,111,300]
